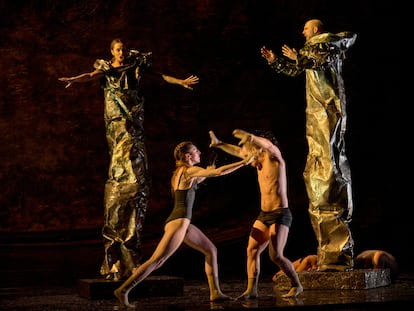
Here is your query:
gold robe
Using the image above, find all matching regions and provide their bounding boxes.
[269,31,357,271]
[94,56,151,280]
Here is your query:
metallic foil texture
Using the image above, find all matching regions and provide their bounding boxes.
[270,32,357,271]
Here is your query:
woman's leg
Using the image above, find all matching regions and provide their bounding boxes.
[183,224,230,301]
[114,219,190,307]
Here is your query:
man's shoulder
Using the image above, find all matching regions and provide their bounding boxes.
[307,32,357,50]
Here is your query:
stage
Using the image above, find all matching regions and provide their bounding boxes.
[1,235,413,310]
[1,275,414,310]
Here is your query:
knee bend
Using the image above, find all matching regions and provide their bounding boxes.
[247,248,258,259]
[205,245,218,259]
[270,254,284,265]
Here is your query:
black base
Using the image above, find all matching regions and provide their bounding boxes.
[77,275,184,299]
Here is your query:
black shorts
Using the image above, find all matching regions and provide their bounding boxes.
[256,208,292,228]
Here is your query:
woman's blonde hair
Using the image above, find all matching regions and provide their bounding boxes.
[174,141,194,166]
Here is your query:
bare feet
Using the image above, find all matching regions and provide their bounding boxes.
[209,130,222,147]
[114,288,136,308]
[235,291,258,300]
[281,286,303,298]
[210,292,233,302]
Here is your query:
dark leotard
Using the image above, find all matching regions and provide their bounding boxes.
[256,208,292,228]
[165,171,198,224]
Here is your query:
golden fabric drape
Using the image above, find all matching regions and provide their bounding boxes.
[95,59,151,280]
[270,32,357,271]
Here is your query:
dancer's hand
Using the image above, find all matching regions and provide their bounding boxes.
[281,45,297,60]
[260,46,275,63]
[233,129,251,146]
[58,77,73,88]
[182,75,199,90]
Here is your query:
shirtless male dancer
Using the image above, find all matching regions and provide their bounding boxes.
[209,129,303,298]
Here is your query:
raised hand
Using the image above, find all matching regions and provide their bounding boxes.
[58,77,73,88]
[182,75,199,90]
[232,129,251,146]
[260,46,275,63]
[281,44,297,60]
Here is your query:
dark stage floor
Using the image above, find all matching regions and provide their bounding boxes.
[1,275,414,310]
[1,232,413,310]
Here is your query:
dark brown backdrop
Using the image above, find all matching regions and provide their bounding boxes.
[0,0,402,270]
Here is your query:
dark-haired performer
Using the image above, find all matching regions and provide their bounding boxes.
[210,129,303,299]
[354,250,399,281]
[261,19,357,271]
[59,38,199,280]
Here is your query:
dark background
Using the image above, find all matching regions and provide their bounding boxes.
[0,0,402,281]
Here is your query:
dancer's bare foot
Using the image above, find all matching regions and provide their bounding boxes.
[235,291,258,300]
[281,286,303,298]
[209,130,222,147]
[114,288,136,308]
[210,292,233,301]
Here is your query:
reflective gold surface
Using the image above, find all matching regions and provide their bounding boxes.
[96,60,151,280]
[302,32,356,271]
[270,32,357,271]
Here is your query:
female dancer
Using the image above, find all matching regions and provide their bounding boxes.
[59,38,199,279]
[114,140,253,307]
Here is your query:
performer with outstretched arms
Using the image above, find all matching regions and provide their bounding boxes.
[59,38,199,280]
[261,19,357,271]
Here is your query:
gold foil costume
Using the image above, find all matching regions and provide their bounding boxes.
[269,31,357,271]
[94,55,151,280]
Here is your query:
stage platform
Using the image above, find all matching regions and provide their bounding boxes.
[1,273,414,310]
[1,231,413,310]
[274,268,391,290]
